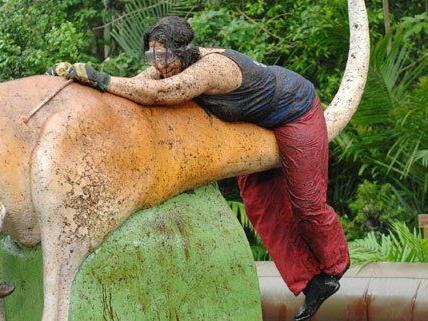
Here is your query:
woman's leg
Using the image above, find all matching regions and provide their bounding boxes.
[237,168,321,296]
[273,96,350,279]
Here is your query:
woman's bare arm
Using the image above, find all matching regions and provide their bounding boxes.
[107,54,242,105]
[132,66,161,80]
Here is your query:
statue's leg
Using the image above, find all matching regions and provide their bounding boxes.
[32,195,136,321]
[37,216,91,321]
[32,168,134,321]
[30,108,148,321]
[0,282,14,298]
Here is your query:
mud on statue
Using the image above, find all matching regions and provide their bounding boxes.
[47,14,363,321]
[0,0,369,320]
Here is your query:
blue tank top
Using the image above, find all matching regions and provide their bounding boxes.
[194,49,316,128]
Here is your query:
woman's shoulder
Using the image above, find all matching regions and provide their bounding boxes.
[197,47,244,69]
[196,47,235,68]
[198,47,226,56]
[187,47,242,94]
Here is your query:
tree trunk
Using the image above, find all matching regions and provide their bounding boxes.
[383,0,392,54]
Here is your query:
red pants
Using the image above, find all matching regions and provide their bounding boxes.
[237,96,350,295]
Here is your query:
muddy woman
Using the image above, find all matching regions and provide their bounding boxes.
[47,16,350,321]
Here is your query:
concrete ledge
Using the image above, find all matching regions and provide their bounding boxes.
[256,262,428,321]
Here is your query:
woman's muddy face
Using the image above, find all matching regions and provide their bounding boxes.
[148,41,183,78]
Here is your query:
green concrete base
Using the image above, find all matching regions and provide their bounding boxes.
[0,184,262,321]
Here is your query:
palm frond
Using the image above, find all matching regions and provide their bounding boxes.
[109,0,195,60]
[226,200,270,260]
[227,200,252,231]
[350,221,428,266]
[332,26,428,215]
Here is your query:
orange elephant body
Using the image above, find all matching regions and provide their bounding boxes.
[0,2,369,317]
[0,75,279,321]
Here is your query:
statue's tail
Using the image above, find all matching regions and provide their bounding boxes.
[325,0,370,141]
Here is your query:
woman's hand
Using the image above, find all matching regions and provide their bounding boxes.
[67,63,111,92]
[45,62,72,77]
[46,62,111,92]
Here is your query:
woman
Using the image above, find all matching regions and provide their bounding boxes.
[48,16,350,321]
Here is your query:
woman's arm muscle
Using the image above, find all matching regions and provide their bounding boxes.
[107,54,241,105]
[132,66,161,80]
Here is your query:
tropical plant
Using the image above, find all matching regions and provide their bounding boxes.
[106,0,195,71]
[191,8,269,61]
[349,221,428,266]
[227,201,251,230]
[100,53,142,77]
[331,26,428,222]
[341,180,408,240]
[0,0,103,81]
[227,200,270,261]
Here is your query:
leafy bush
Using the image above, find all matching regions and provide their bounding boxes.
[227,200,269,261]
[191,8,268,61]
[342,180,408,240]
[0,0,103,81]
[349,221,428,266]
[100,53,144,77]
[331,24,428,224]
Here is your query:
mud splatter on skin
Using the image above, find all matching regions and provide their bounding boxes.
[107,45,242,106]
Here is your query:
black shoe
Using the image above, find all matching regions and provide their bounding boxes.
[0,281,15,298]
[294,273,340,321]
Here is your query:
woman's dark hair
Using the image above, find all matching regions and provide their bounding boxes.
[143,16,200,69]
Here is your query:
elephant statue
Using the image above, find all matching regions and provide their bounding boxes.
[0,0,369,320]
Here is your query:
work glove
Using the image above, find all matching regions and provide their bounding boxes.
[67,63,111,92]
[45,62,72,77]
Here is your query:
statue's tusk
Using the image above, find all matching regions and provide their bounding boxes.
[325,0,370,141]
[0,203,5,232]
[0,282,15,299]
[22,79,73,125]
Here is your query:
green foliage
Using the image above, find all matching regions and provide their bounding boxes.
[227,201,269,261]
[400,13,428,57]
[100,53,144,77]
[349,221,428,266]
[342,180,408,240]
[0,0,103,81]
[191,8,268,61]
[268,0,349,100]
[107,0,195,74]
[227,201,251,230]
[331,26,428,221]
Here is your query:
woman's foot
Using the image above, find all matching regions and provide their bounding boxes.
[294,273,340,321]
[0,282,15,298]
